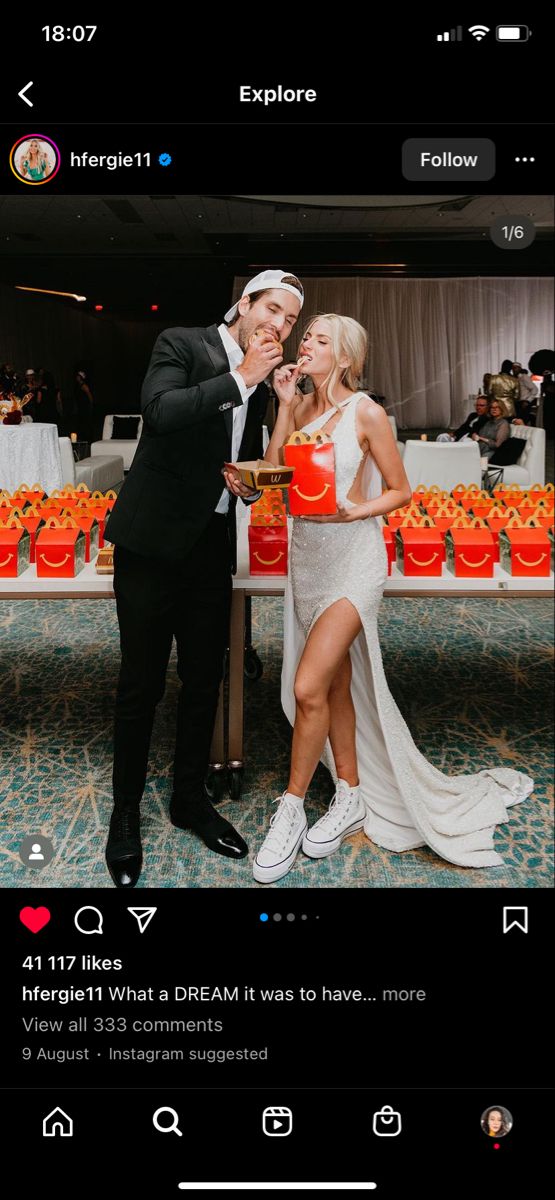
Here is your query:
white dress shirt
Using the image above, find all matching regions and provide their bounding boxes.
[215,322,257,514]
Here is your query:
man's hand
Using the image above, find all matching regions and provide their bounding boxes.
[222,467,259,499]
[236,332,283,388]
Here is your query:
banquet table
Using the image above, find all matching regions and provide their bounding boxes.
[0,422,63,494]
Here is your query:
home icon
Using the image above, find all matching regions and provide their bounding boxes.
[43,1108,73,1137]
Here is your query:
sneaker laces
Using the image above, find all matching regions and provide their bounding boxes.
[316,782,358,832]
[262,794,304,855]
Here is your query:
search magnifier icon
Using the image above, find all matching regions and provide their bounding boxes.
[74,906,103,935]
[153,1107,182,1137]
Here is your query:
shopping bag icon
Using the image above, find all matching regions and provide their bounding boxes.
[372,1105,402,1136]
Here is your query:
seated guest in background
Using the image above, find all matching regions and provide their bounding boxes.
[485,367,519,419]
[436,394,488,441]
[471,398,510,459]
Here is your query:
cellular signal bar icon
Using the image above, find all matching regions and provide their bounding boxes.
[437,27,463,42]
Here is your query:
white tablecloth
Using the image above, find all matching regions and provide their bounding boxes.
[0,423,63,493]
[402,440,482,491]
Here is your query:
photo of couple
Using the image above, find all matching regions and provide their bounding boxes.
[104,269,533,888]
[1,193,552,893]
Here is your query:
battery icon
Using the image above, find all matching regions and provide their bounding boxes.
[496,26,530,41]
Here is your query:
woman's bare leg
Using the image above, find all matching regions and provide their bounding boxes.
[328,653,359,786]
[287,599,362,797]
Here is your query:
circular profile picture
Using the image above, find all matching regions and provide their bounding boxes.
[9,135,60,185]
[481,1105,513,1138]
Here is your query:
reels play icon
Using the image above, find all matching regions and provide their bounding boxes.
[263,1106,293,1136]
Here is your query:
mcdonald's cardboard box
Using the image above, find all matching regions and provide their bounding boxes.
[71,513,99,563]
[445,527,495,578]
[8,508,44,563]
[225,460,294,489]
[0,526,30,577]
[499,528,552,577]
[395,527,444,577]
[283,442,336,515]
[248,522,288,576]
[35,526,86,578]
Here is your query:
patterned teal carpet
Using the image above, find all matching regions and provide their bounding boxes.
[0,595,552,889]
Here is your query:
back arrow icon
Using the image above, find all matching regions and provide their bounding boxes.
[18,81,34,107]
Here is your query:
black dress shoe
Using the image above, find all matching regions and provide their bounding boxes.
[105,809,143,888]
[170,794,248,859]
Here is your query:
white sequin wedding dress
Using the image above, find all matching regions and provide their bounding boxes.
[281,393,533,867]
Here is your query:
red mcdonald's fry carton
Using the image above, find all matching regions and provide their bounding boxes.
[445,527,495,578]
[499,527,552,577]
[248,522,288,576]
[395,527,444,576]
[284,438,336,515]
[382,525,395,575]
[36,519,86,577]
[0,525,30,576]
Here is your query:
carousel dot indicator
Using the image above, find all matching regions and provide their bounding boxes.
[259,913,269,922]
[273,913,282,922]
[287,913,295,922]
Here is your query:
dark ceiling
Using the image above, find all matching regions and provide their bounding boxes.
[0,193,552,324]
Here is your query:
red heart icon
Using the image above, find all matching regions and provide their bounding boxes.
[20,906,51,933]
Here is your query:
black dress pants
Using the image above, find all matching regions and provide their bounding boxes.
[112,515,232,812]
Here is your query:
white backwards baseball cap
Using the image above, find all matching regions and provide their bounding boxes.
[224,269,304,323]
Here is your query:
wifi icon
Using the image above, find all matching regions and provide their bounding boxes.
[468,25,490,40]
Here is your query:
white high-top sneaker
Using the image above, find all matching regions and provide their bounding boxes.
[302,779,365,858]
[253,792,308,883]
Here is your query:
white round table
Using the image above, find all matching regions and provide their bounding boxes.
[0,422,63,493]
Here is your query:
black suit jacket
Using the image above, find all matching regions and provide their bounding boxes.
[105,325,268,567]
[453,412,488,441]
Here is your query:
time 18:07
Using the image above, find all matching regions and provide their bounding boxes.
[42,26,97,41]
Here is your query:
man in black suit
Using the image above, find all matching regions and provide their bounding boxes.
[437,394,489,441]
[104,270,304,887]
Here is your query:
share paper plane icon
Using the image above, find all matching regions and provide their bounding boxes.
[127,907,157,933]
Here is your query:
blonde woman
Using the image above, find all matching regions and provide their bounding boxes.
[253,314,533,883]
[19,140,51,181]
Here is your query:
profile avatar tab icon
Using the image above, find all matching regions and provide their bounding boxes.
[9,134,60,185]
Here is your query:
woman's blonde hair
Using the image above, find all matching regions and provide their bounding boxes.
[301,314,368,410]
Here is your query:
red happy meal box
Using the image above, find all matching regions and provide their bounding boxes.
[284,434,336,516]
[12,483,45,506]
[382,525,395,575]
[8,506,43,563]
[499,527,552,577]
[0,525,30,576]
[82,499,111,547]
[72,513,99,563]
[248,515,288,576]
[395,526,444,576]
[485,506,518,563]
[36,519,86,577]
[445,526,495,578]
